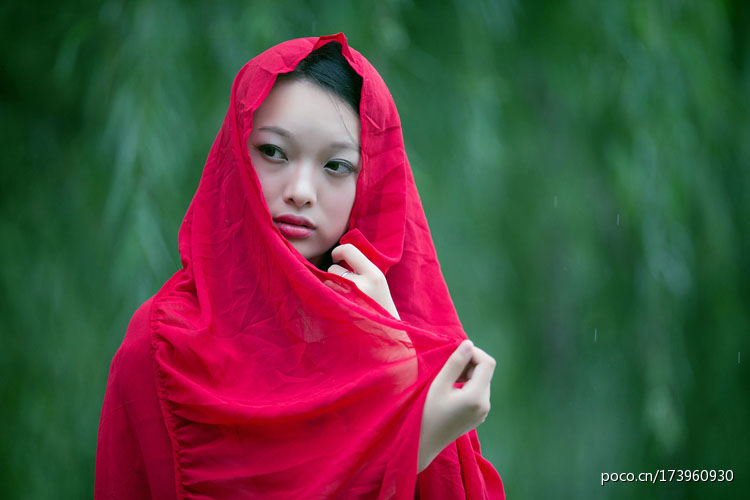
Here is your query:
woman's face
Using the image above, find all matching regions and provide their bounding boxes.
[249,79,361,266]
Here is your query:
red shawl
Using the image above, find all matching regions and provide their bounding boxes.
[95,33,504,499]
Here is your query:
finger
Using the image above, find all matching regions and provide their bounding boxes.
[327,263,367,295]
[327,263,356,279]
[456,360,477,384]
[462,348,496,395]
[469,345,492,365]
[431,340,475,390]
[331,244,379,277]
[456,346,491,385]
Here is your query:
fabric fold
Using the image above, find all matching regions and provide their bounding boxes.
[96,33,504,500]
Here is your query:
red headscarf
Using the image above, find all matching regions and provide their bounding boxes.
[96,33,504,499]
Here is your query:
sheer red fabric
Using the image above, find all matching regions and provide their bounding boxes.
[95,33,504,499]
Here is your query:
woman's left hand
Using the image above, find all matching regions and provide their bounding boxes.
[418,340,495,472]
[329,244,400,320]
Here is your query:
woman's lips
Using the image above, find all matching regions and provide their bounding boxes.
[273,215,315,239]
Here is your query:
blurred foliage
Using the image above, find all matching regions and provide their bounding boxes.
[1,0,748,498]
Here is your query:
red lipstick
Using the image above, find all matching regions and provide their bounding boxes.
[273,214,315,239]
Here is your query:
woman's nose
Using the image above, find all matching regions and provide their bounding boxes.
[282,163,316,207]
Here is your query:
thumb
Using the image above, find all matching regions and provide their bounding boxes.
[432,340,474,389]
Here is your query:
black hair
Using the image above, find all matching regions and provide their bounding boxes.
[277,42,362,115]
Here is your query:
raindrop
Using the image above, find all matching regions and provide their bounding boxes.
[554,195,558,208]
[594,328,597,342]
[739,352,741,364]
[617,214,620,225]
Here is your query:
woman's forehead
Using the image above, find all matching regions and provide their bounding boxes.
[252,79,360,149]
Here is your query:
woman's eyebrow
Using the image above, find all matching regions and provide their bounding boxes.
[257,126,290,137]
[331,141,360,152]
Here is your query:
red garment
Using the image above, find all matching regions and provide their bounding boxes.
[96,33,504,499]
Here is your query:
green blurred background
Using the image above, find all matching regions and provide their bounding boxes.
[1,0,748,498]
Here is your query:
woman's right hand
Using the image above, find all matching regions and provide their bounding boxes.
[328,244,400,320]
[418,340,496,472]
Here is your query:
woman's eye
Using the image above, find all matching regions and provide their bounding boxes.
[325,161,355,175]
[258,144,285,160]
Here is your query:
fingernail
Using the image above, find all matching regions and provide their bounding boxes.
[460,340,473,355]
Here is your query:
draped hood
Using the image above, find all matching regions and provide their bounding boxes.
[145,33,504,499]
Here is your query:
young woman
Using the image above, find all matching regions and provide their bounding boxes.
[96,34,504,499]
